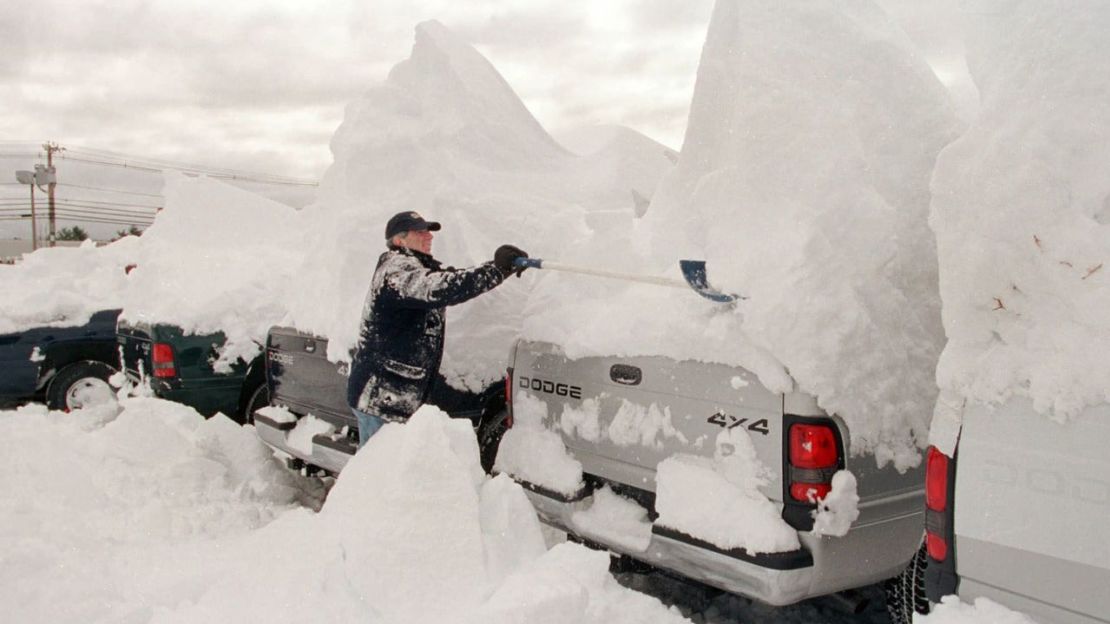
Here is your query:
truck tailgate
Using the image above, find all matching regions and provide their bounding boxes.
[266,326,351,428]
[511,340,787,500]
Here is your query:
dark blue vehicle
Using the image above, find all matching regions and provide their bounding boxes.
[0,309,122,410]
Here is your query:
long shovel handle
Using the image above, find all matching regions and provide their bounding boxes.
[513,257,740,303]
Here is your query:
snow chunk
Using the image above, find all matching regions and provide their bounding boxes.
[655,429,798,554]
[560,397,602,442]
[930,2,1110,429]
[255,404,296,424]
[284,414,335,457]
[495,391,585,496]
[607,399,687,448]
[570,486,653,553]
[811,470,860,537]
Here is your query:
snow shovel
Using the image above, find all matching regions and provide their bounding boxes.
[512,257,742,303]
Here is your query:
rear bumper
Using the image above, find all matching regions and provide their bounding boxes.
[516,478,923,606]
[126,371,241,416]
[518,479,814,605]
[254,411,355,475]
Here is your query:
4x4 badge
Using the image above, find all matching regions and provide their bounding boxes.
[707,411,770,436]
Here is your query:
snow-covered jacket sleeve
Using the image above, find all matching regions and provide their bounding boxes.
[375,253,505,310]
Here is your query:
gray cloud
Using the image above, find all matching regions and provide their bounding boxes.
[0,0,971,185]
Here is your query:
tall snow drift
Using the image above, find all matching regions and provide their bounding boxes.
[524,0,962,469]
[282,20,674,388]
[929,1,1110,449]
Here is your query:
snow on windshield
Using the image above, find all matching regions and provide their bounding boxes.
[928,1,1110,452]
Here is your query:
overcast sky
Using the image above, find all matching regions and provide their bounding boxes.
[0,0,971,182]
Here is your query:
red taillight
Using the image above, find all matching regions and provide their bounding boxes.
[926,531,948,561]
[151,342,176,378]
[504,369,514,429]
[926,446,949,512]
[788,422,840,503]
[925,445,952,561]
[790,423,838,469]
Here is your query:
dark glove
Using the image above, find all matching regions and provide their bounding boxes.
[493,244,529,277]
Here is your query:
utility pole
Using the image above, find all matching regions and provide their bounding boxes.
[42,142,63,247]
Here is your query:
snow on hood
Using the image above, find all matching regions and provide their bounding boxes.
[928,1,1110,451]
[0,237,137,333]
[523,0,962,470]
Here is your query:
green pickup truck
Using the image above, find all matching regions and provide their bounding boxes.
[116,319,268,423]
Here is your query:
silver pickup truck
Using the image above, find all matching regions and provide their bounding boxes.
[498,339,926,620]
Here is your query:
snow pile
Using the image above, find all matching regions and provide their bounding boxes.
[929,1,1110,447]
[525,0,962,470]
[0,236,138,333]
[1,399,687,623]
[121,172,306,368]
[570,486,653,553]
[920,596,1040,624]
[654,428,799,554]
[0,398,314,623]
[282,20,674,385]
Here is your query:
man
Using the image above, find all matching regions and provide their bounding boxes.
[347,210,529,448]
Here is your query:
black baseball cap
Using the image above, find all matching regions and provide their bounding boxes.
[385,211,442,239]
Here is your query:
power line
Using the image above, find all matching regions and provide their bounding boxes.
[61,147,318,187]
[55,197,161,209]
[62,144,316,181]
[56,182,162,198]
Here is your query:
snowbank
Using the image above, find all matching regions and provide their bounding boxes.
[524,0,962,470]
[0,399,686,624]
[929,1,1110,449]
[0,399,315,623]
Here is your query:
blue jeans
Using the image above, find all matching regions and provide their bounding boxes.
[351,407,386,448]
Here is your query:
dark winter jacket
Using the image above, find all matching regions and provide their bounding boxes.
[346,247,505,418]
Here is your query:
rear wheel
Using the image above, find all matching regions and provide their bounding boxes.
[239,380,270,425]
[46,360,117,411]
[477,409,509,474]
[886,543,930,624]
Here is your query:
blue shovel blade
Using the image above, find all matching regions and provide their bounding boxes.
[679,260,740,303]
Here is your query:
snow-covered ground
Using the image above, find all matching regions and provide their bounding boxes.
[0,396,1041,623]
[0,398,689,624]
[2,0,1106,622]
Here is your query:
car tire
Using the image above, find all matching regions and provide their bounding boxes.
[886,542,930,624]
[45,360,117,411]
[239,381,270,425]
